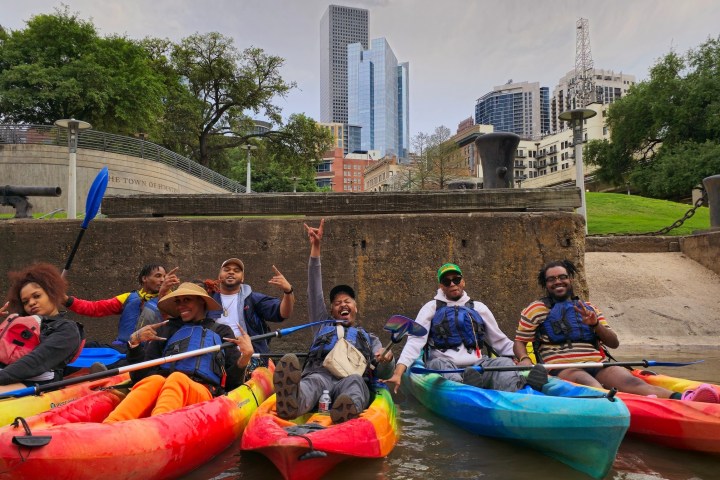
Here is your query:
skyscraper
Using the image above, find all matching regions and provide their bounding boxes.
[320,5,369,125]
[474,81,550,139]
[347,38,409,159]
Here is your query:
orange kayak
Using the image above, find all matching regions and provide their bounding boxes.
[618,369,720,453]
[0,367,274,479]
[241,384,398,480]
[0,373,129,427]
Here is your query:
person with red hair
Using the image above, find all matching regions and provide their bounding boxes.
[0,263,84,393]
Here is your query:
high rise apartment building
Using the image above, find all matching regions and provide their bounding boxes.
[347,38,409,159]
[474,81,550,140]
[551,68,635,132]
[320,5,369,126]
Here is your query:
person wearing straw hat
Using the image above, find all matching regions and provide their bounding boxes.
[104,282,254,422]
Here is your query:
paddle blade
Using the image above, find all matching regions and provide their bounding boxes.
[81,166,109,229]
[645,360,704,367]
[69,347,126,368]
[384,314,427,338]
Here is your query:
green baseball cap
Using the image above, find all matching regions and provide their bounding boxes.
[437,263,462,282]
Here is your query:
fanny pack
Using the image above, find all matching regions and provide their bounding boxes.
[322,326,368,378]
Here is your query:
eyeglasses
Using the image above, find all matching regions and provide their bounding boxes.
[440,276,463,287]
[545,274,570,283]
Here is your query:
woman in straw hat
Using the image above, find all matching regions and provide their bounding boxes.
[104,282,254,422]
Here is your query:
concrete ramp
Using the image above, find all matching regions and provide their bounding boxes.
[586,252,720,348]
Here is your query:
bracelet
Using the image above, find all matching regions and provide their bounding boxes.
[284,287,294,295]
[517,356,531,362]
[64,296,75,308]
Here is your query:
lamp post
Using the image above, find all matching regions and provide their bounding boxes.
[557,108,597,234]
[290,176,299,193]
[241,145,257,194]
[55,118,92,219]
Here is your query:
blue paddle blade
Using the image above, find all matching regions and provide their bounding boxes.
[81,166,109,229]
[645,360,704,367]
[69,347,126,368]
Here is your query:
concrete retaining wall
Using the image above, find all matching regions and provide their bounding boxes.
[680,231,720,276]
[0,144,228,215]
[0,213,586,352]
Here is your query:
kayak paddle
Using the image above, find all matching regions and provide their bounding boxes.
[0,319,341,399]
[410,359,705,375]
[62,166,109,278]
[70,347,311,367]
[371,314,427,370]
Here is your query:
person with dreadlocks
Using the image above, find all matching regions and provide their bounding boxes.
[513,259,719,403]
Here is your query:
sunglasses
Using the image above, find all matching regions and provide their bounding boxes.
[440,276,463,287]
[545,274,570,283]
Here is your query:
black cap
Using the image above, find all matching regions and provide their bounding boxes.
[329,284,355,302]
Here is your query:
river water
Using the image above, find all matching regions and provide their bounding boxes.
[184,347,720,480]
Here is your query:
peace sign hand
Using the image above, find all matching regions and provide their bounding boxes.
[574,301,599,327]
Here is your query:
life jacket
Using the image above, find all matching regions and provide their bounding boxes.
[159,325,226,388]
[116,292,159,343]
[538,297,597,348]
[0,314,41,366]
[429,300,485,353]
[306,324,374,372]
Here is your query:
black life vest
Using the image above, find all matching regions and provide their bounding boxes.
[159,325,226,387]
[429,300,485,352]
[538,297,597,348]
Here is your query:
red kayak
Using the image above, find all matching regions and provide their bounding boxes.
[241,384,398,480]
[618,369,720,453]
[0,367,274,479]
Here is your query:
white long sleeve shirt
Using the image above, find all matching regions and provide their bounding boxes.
[396,289,514,369]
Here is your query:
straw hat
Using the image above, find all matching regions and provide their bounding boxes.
[157,282,222,317]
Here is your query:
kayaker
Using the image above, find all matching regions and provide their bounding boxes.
[103,282,254,422]
[207,258,295,356]
[383,263,548,393]
[273,219,395,423]
[0,263,84,393]
[62,263,176,355]
[513,259,719,403]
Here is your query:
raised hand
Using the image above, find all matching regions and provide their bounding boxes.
[268,265,292,294]
[0,301,9,318]
[303,218,325,257]
[159,267,181,298]
[223,326,254,368]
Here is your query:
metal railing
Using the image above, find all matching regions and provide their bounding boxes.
[0,124,246,193]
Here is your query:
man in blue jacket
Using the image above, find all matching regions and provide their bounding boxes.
[208,258,295,354]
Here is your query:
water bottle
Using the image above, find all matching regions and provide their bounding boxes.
[318,390,331,414]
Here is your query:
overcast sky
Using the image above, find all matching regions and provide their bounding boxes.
[4,0,720,136]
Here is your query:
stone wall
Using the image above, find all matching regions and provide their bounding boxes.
[680,230,720,276]
[0,213,586,352]
[0,144,229,215]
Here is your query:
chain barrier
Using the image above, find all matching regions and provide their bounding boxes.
[591,188,708,237]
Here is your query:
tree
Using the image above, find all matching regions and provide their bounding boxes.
[162,32,296,168]
[226,114,332,192]
[586,36,720,199]
[410,126,467,189]
[0,7,166,134]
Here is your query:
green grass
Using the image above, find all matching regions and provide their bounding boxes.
[586,192,710,236]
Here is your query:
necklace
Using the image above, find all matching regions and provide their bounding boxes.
[221,295,238,317]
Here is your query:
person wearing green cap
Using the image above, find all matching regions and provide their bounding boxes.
[384,262,548,394]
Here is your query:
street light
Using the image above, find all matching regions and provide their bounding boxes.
[55,118,92,219]
[557,108,597,234]
[241,144,257,194]
[290,176,299,193]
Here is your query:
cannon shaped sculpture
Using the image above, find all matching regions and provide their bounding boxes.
[474,132,521,189]
[0,186,62,218]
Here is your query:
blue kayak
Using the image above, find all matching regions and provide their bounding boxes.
[405,359,630,479]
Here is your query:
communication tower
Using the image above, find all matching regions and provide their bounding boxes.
[566,18,598,109]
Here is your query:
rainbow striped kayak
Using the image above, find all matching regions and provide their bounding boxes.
[0,373,129,427]
[241,384,398,480]
[405,360,630,479]
[0,367,273,479]
[617,369,720,453]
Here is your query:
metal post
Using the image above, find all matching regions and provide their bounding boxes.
[558,108,596,234]
[242,145,257,194]
[55,118,91,219]
[703,175,720,230]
